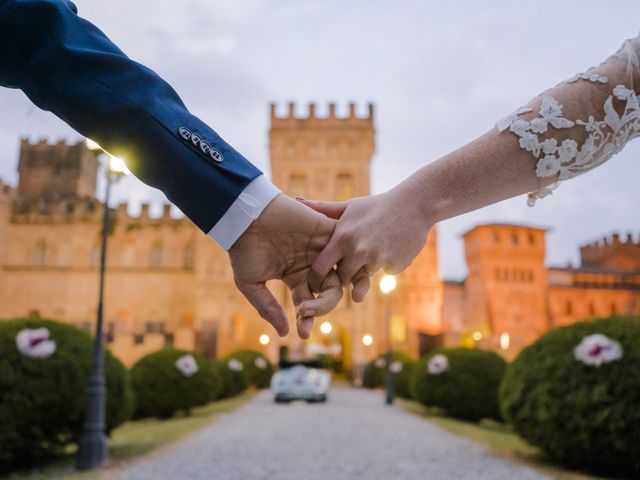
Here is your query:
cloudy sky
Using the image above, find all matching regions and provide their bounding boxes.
[1,0,638,279]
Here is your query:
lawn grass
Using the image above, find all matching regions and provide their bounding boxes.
[4,392,255,480]
[399,399,608,480]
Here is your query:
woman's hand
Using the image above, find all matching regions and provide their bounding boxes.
[297,179,433,305]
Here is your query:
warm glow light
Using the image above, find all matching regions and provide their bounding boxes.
[320,321,332,335]
[259,334,270,346]
[108,155,132,175]
[472,331,482,342]
[85,138,102,151]
[379,275,397,294]
[500,332,510,350]
[362,334,373,346]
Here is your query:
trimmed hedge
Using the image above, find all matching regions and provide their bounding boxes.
[411,348,506,422]
[0,318,133,471]
[500,316,640,476]
[131,349,221,419]
[214,359,248,399]
[362,352,415,398]
[226,350,274,389]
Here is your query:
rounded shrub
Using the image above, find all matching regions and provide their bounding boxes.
[499,316,640,476]
[362,352,415,398]
[213,359,247,399]
[0,318,133,471]
[226,350,274,389]
[411,348,506,422]
[131,348,221,419]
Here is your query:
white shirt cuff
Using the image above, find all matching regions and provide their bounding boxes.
[207,175,281,250]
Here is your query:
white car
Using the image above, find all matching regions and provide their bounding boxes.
[271,363,331,403]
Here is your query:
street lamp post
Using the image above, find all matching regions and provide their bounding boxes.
[379,274,397,406]
[77,142,129,470]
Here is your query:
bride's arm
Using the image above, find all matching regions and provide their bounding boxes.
[301,34,640,301]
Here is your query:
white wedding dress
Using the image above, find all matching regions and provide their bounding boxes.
[496,34,640,205]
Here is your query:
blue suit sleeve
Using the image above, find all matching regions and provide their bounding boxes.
[0,0,262,233]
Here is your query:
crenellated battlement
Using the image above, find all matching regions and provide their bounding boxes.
[580,232,640,272]
[270,101,375,127]
[10,197,188,227]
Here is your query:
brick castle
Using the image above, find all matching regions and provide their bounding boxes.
[0,103,638,365]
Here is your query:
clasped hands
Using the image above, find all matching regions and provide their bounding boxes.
[228,178,432,339]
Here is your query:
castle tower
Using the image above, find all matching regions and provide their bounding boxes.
[268,102,376,364]
[269,102,375,200]
[16,138,98,201]
[462,224,549,356]
[268,102,442,363]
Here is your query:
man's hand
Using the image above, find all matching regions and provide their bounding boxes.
[228,194,343,339]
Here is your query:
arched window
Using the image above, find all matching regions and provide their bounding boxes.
[565,301,573,315]
[150,241,163,269]
[588,302,596,316]
[611,303,618,315]
[34,240,47,266]
[287,174,307,198]
[335,173,354,201]
[183,244,195,269]
[528,233,536,245]
[510,232,519,246]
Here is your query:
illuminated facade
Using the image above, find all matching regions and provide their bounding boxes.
[0,106,637,366]
[0,104,443,366]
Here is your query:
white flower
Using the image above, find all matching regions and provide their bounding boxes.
[540,138,558,155]
[535,155,561,177]
[390,361,403,374]
[16,328,56,359]
[254,357,268,369]
[519,132,540,155]
[427,354,449,375]
[509,119,530,136]
[574,334,623,367]
[374,358,386,369]
[496,107,532,132]
[228,359,243,371]
[557,139,578,163]
[175,354,199,377]
[539,96,562,118]
[530,118,548,134]
[539,96,574,129]
[613,85,630,101]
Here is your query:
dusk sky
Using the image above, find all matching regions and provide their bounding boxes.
[1,0,638,279]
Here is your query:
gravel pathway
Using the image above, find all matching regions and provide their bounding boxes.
[120,386,548,480]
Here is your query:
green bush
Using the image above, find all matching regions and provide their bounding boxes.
[411,348,506,422]
[213,359,247,399]
[131,349,221,419]
[500,316,640,476]
[0,318,133,471]
[362,352,415,398]
[226,350,274,389]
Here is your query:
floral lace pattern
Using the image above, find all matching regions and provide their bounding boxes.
[496,84,640,205]
[563,70,608,85]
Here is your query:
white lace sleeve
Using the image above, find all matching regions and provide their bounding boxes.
[496,34,640,206]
